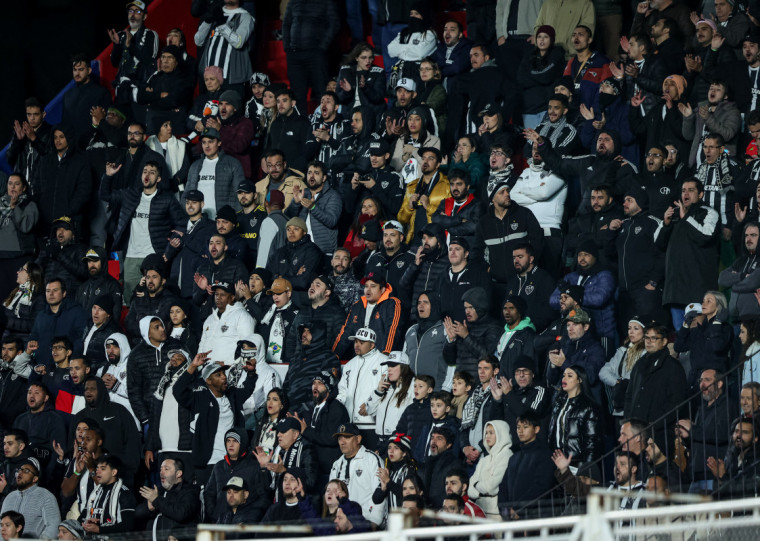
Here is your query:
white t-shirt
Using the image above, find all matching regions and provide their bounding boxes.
[209,395,234,464]
[198,157,218,218]
[126,191,157,258]
[364,302,376,326]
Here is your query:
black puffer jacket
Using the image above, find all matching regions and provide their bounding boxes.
[616,211,665,292]
[436,263,493,324]
[302,397,350,476]
[674,316,734,391]
[37,239,89,298]
[282,0,340,52]
[335,65,387,118]
[75,247,123,314]
[430,194,487,248]
[127,316,182,425]
[146,480,200,541]
[83,318,120,373]
[100,174,185,253]
[547,392,602,466]
[399,224,450,319]
[330,105,379,180]
[166,215,216,298]
[265,112,312,172]
[364,243,416,308]
[282,321,341,413]
[289,299,346,361]
[7,122,52,183]
[125,286,180,344]
[267,235,323,292]
[31,125,92,232]
[193,256,249,320]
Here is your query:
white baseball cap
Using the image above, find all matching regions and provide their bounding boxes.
[348,327,377,343]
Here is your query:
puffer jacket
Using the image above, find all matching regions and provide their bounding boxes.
[165,214,216,298]
[335,65,387,118]
[397,172,451,245]
[550,265,617,340]
[718,245,760,320]
[282,0,340,52]
[682,100,741,168]
[74,246,123,313]
[430,193,487,248]
[674,315,734,390]
[282,321,341,413]
[37,239,90,298]
[546,333,607,402]
[265,112,312,172]
[468,420,513,518]
[365,377,416,439]
[336,348,388,430]
[399,228,450,317]
[193,255,248,320]
[125,283,180,345]
[496,318,537,378]
[267,235,323,292]
[548,392,602,465]
[185,151,245,212]
[289,299,346,362]
[436,262,494,323]
[616,212,665,292]
[127,316,182,425]
[284,182,343,253]
[404,317,448,391]
[517,46,567,115]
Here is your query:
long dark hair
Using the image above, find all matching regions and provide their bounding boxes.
[394,365,415,407]
[266,388,289,421]
[3,261,43,307]
[530,35,556,71]
[742,318,760,361]
[350,196,387,234]
[565,364,595,402]
[321,479,349,518]
[343,42,373,67]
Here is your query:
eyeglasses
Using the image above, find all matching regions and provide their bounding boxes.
[419,67,433,72]
[644,335,663,342]
[128,8,143,14]
[646,153,664,158]
[490,150,506,157]
[127,131,144,137]
[17,468,35,475]
[51,345,67,351]
[515,369,532,376]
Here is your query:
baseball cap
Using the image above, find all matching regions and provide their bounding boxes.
[333,423,361,438]
[348,327,377,343]
[360,220,382,242]
[449,237,470,251]
[685,302,702,317]
[201,363,226,380]
[276,417,302,433]
[369,140,390,156]
[266,190,285,207]
[211,281,235,293]
[126,1,146,10]
[566,307,591,324]
[382,351,409,366]
[185,189,204,202]
[223,476,249,491]
[314,274,335,292]
[166,349,191,363]
[266,277,293,295]
[83,248,102,261]
[479,102,500,117]
[360,271,387,287]
[383,220,404,235]
[201,127,221,140]
[52,216,74,231]
[395,78,416,92]
[237,180,256,193]
[250,72,270,86]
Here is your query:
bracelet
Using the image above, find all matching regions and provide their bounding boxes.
[74,469,82,476]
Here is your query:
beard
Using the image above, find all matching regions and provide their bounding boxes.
[313,389,328,405]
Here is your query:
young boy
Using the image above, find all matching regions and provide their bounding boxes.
[394,375,435,444]
[414,391,461,464]
[451,371,474,419]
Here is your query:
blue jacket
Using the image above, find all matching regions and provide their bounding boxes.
[29,298,88,367]
[431,37,473,84]
[580,93,639,168]
[550,266,617,339]
[546,333,606,403]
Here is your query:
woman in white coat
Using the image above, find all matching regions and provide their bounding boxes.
[468,419,513,518]
[364,351,416,453]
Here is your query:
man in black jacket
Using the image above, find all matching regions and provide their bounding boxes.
[292,371,349,490]
[75,247,123,315]
[431,170,486,248]
[505,243,557,333]
[289,276,346,355]
[7,98,52,184]
[282,322,341,414]
[0,342,31,433]
[217,476,266,530]
[634,145,680,219]
[61,54,112,145]
[101,159,185,303]
[0,429,30,504]
[124,254,179,341]
[37,218,89,298]
[100,122,169,192]
[265,89,312,172]
[193,235,248,322]
[137,457,200,539]
[421,427,463,509]
[436,237,492,324]
[137,46,193,133]
[82,295,120,372]
[258,278,300,364]
[565,184,624,272]
[71,377,141,486]
[341,140,405,219]
[267,217,323,294]
[172,351,256,485]
[282,0,340,118]
[400,223,450,320]
[364,221,416,310]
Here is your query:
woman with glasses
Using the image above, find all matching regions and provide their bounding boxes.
[336,42,387,118]
[417,58,447,134]
[0,173,39,302]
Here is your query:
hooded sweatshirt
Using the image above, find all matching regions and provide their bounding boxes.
[336,348,388,430]
[99,332,139,428]
[226,333,281,417]
[198,301,256,364]
[404,290,448,390]
[467,420,513,518]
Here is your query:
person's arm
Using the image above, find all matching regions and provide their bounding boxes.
[10,201,39,234]
[703,104,742,144]
[40,494,62,539]
[580,271,616,308]
[599,348,625,387]
[152,484,200,522]
[98,491,136,533]
[309,190,342,229]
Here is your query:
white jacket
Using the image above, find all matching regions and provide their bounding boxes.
[468,419,513,518]
[329,445,387,525]
[336,349,387,430]
[387,30,438,61]
[226,333,282,417]
[198,302,256,364]
[99,332,140,428]
[510,165,567,230]
[365,377,415,437]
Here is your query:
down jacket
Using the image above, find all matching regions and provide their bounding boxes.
[468,420,513,518]
[185,151,245,213]
[547,392,602,466]
[550,265,617,340]
[365,377,416,439]
[336,348,387,431]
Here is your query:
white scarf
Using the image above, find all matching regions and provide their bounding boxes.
[85,479,124,524]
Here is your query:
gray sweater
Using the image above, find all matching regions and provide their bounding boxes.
[1,484,61,538]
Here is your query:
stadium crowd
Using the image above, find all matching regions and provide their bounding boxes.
[4,0,760,537]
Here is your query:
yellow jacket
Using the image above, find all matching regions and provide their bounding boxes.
[255,169,305,207]
[397,172,450,244]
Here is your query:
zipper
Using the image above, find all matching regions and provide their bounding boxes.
[351,357,365,423]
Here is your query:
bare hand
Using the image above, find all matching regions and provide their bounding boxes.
[102,373,116,389]
[339,79,352,92]
[26,341,38,356]
[498,36,506,46]
[549,348,566,367]
[190,351,211,369]
[736,203,748,223]
[619,36,630,54]
[13,120,24,140]
[415,245,424,266]
[712,33,725,50]
[253,446,272,467]
[107,28,120,45]
[630,91,645,108]
[609,219,623,230]
[139,485,159,503]
[53,440,65,461]
[489,376,503,400]
[552,450,573,472]
[522,127,542,144]
[296,265,306,276]
[194,272,209,292]
[145,450,154,469]
[579,104,595,121]
[358,403,368,416]
[608,61,624,80]
[105,162,123,177]
[236,280,252,300]
[664,205,675,225]
[451,319,469,339]
[287,411,308,433]
[624,63,639,78]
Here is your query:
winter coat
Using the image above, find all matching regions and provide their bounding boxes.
[302,397,350,475]
[491,381,552,449]
[137,68,193,114]
[333,286,405,359]
[510,166,568,231]
[83,318,120,372]
[468,420,513,518]
[397,172,451,245]
[390,132,442,172]
[580,93,639,167]
[99,332,139,427]
[689,392,739,479]
[282,321,341,412]
[145,480,200,540]
[630,98,690,161]
[364,246,416,309]
[655,201,720,306]
[284,183,343,253]
[37,240,89,299]
[289,299,346,361]
[443,314,502,380]
[404,321,448,390]
[420,446,463,509]
[504,266,558,332]
[335,64,387,118]
[563,52,611,108]
[400,245,450,320]
[29,297,88,367]
[496,319,537,378]
[336,348,387,430]
[471,202,545,285]
[0,195,38,257]
[430,194,487,248]
[165,215,216,297]
[282,0,340,51]
[13,403,68,461]
[6,122,52,183]
[719,250,760,320]
[305,114,351,168]
[254,170,306,211]
[185,151,245,213]
[365,378,416,439]
[0,356,32,433]
[124,286,179,344]
[265,112,312,172]
[127,316,182,425]
[498,438,555,509]
[172,367,256,468]
[674,315,734,389]
[682,100,742,167]
[394,398,433,452]
[548,392,602,465]
[197,302,256,364]
[624,348,689,425]
[517,47,567,114]
[547,333,606,396]
[742,342,760,385]
[194,7,253,85]
[566,203,625,270]
[2,289,44,340]
[75,250,123,314]
[550,265,617,339]
[110,25,159,84]
[218,115,255,179]
[431,37,473,85]
[341,165,405,219]
[616,212,665,292]
[621,55,667,117]
[329,445,386,525]
[100,177,185,253]
[436,263,493,324]
[267,235,323,292]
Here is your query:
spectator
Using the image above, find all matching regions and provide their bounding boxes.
[194,0,254,91]
[431,20,472,91]
[391,108,441,173]
[258,469,307,526]
[580,78,639,166]
[442,287,502,380]
[0,511,24,541]
[255,417,317,502]
[267,217,323,293]
[440,137,487,195]
[100,333,139,427]
[0,176,39,301]
[630,0,694,43]
[254,190,289,270]
[532,95,582,155]
[496,296,537,378]
[288,275,345,360]
[329,107,379,183]
[420,427,462,509]
[7,98,52,184]
[306,92,351,168]
[630,74,690,159]
[82,295,119,370]
[237,269,275,324]
[397,148,450,246]
[342,200,384,261]
[80,455,136,534]
[431,171,486,249]
[460,357,502,464]
[282,0,340,113]
[482,133,518,200]
[137,46,193,134]
[403,292,447,390]
[285,161,343,254]
[707,416,760,490]
[227,336,281,418]
[636,145,680,220]
[265,90,312,173]
[62,53,112,144]
[0,343,31,433]
[37,218,89,299]
[443,469,485,518]
[138,458,200,538]
[436,238,492,325]
[336,43,387,118]
[258,278,299,364]
[719,222,760,321]
[234,181,267,268]
[372,433,416,509]
[364,221,416,310]
[185,128,245,219]
[600,318,646,419]
[364,351,415,450]
[394,374,435,446]
[656,179,720,329]
[329,423,386,526]
[75,248,122,316]
[690,134,741,235]
[2,263,44,343]
[612,33,666,118]
[343,143,405,225]
[0,457,59,538]
[468,420,512,519]
[197,281,255,365]
[146,120,190,192]
[705,32,760,117]
[193,235,248,319]
[400,223,448,316]
[387,6,438,88]
[533,0,595,59]
[548,365,602,466]
[740,320,760,385]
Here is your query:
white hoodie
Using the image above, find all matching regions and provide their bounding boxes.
[468,419,513,518]
[100,332,140,428]
[336,348,387,430]
[198,301,256,363]
[226,333,281,417]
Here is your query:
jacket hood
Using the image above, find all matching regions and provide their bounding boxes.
[225,426,250,455]
[301,320,328,352]
[503,317,535,334]
[139,315,164,349]
[52,123,77,154]
[237,333,266,364]
[598,128,622,159]
[103,332,131,363]
[418,289,442,334]
[356,105,376,140]
[86,376,111,408]
[484,420,512,454]
[461,287,489,318]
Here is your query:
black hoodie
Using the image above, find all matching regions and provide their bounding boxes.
[399,223,450,320]
[70,377,141,481]
[330,105,380,180]
[75,246,123,314]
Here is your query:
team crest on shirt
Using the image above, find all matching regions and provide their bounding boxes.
[372,369,378,376]
[119,372,126,380]
[293,257,299,266]
[221,325,229,333]
[397,261,405,268]
[356,469,363,477]
[510,223,518,231]
[95,288,101,295]
[660,187,671,195]
[635,227,642,234]
[250,218,258,227]
[509,342,515,349]
[381,181,389,189]
[525,285,534,295]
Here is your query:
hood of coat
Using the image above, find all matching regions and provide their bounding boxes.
[103,332,132,364]
[236,333,267,365]
[302,320,329,353]
[139,315,165,350]
[356,105,376,141]
[85,375,111,409]
[483,419,512,454]
[461,287,489,319]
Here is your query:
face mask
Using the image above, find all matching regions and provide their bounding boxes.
[599,93,618,109]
